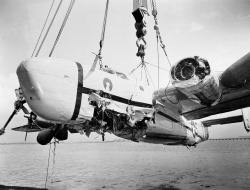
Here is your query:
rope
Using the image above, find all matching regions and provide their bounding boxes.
[49,0,75,57]
[31,0,56,57]
[51,140,57,184]
[45,143,52,188]
[35,0,63,57]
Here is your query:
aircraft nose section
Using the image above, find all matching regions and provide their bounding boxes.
[17,59,43,101]
[16,57,83,122]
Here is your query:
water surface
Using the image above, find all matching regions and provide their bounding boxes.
[0,140,249,190]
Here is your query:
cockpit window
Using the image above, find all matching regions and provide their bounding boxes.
[116,71,128,80]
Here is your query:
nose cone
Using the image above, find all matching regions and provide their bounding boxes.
[17,57,82,122]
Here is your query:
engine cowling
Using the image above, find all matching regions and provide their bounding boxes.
[170,56,222,106]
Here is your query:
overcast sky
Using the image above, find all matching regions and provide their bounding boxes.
[0,0,250,143]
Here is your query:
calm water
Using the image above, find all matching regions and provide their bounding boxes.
[0,140,250,190]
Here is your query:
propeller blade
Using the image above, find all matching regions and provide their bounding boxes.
[22,106,29,114]
[0,110,16,135]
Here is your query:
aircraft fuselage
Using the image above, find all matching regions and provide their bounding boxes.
[16,57,208,146]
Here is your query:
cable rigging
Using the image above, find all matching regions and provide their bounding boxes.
[150,0,172,90]
[31,0,56,58]
[131,0,172,89]
[49,0,76,57]
[85,0,110,79]
[35,0,63,57]
[131,0,151,86]
[33,0,76,57]
[96,0,110,68]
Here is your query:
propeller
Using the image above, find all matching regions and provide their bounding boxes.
[0,88,30,136]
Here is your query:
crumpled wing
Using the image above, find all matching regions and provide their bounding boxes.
[153,83,250,120]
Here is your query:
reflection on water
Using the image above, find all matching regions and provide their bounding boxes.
[0,140,249,190]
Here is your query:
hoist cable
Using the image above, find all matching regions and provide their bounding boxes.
[99,0,109,54]
[150,0,171,68]
[144,65,150,86]
[129,62,142,75]
[145,64,156,89]
[140,65,143,81]
[31,0,56,58]
[157,35,160,90]
[35,0,63,57]
[144,61,169,71]
[49,0,75,57]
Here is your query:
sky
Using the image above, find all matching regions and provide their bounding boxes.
[0,0,250,143]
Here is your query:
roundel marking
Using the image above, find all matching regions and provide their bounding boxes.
[103,78,113,91]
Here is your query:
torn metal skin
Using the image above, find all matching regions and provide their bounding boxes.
[66,90,155,142]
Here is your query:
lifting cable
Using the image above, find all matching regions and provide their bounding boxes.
[132,0,152,86]
[99,0,109,56]
[97,0,110,68]
[150,0,172,90]
[150,0,171,66]
[49,0,76,57]
[87,0,110,74]
[31,0,56,58]
[144,65,156,89]
[35,0,63,57]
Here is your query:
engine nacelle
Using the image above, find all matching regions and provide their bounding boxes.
[170,56,222,106]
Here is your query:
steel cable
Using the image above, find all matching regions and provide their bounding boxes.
[31,0,56,57]
[49,0,75,57]
[35,0,63,57]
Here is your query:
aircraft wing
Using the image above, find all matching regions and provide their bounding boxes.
[201,115,243,127]
[153,52,250,120]
[12,125,42,132]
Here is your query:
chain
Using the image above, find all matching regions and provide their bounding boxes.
[151,0,171,67]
